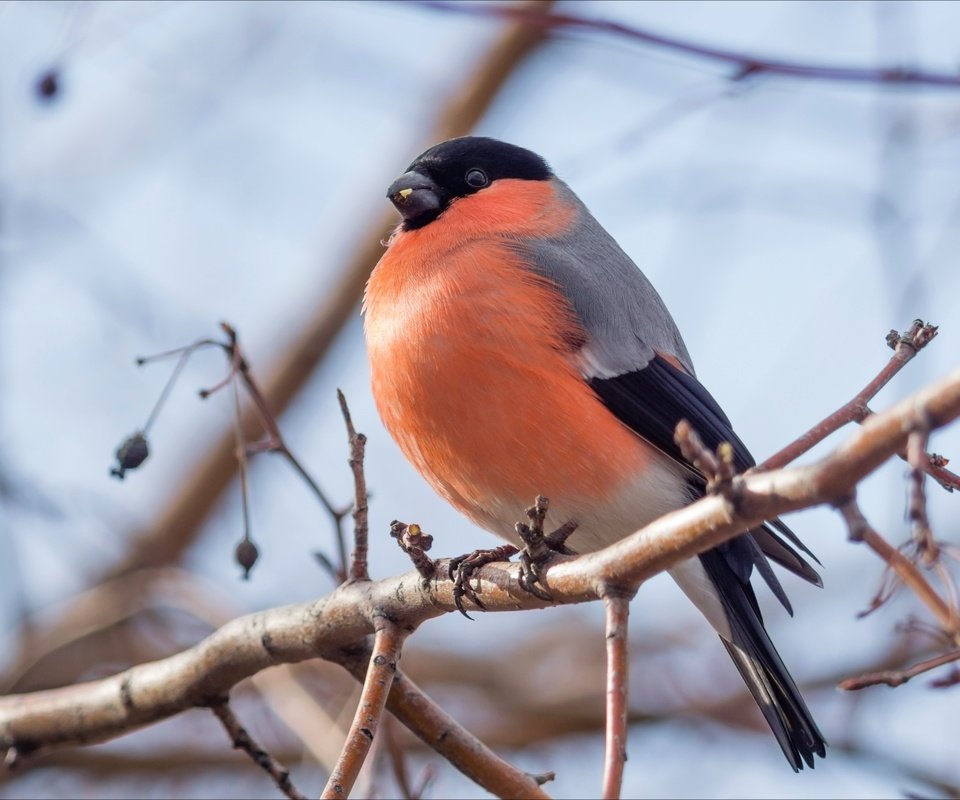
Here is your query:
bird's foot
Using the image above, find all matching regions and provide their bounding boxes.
[448,545,519,618]
[514,496,578,602]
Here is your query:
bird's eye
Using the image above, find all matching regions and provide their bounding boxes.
[465,168,488,188]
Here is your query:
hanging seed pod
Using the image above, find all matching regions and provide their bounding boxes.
[110,432,149,480]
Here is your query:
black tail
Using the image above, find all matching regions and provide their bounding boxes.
[700,546,827,771]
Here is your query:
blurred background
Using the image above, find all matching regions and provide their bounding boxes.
[3,0,960,797]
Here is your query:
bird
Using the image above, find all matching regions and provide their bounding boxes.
[363,136,827,771]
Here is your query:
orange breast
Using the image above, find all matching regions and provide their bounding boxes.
[364,180,651,534]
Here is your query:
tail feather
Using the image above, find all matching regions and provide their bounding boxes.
[753,522,823,587]
[700,547,827,770]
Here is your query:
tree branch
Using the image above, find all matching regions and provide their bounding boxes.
[329,646,552,800]
[761,320,943,468]
[338,390,370,583]
[839,649,960,690]
[210,700,306,800]
[2,368,958,771]
[837,499,959,637]
[414,1,960,88]
[322,621,405,798]
[601,590,633,800]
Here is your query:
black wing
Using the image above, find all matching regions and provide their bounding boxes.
[590,353,827,769]
[589,354,821,594]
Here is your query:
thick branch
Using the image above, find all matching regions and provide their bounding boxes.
[1,368,959,766]
[331,647,551,800]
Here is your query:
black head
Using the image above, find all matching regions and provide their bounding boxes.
[386,136,553,230]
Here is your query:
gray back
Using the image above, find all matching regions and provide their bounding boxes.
[509,180,693,378]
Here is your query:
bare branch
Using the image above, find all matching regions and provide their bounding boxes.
[2,368,959,768]
[601,591,633,800]
[906,422,938,566]
[330,646,552,800]
[323,621,405,798]
[337,390,370,583]
[762,319,940,470]
[210,700,306,800]
[836,498,958,637]
[414,1,960,89]
[839,649,960,690]
[673,422,736,492]
[390,522,436,583]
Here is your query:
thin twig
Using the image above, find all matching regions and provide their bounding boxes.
[906,422,939,566]
[674,420,719,478]
[210,700,306,800]
[322,621,406,799]
[673,421,737,492]
[924,454,960,493]
[217,324,350,580]
[837,498,958,637]
[763,320,938,470]
[230,373,259,579]
[414,1,960,88]
[129,325,349,580]
[383,716,435,800]
[338,390,369,583]
[839,649,960,690]
[601,591,633,800]
[140,349,192,435]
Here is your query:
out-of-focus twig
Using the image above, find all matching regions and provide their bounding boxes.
[123,324,348,579]
[905,422,938,565]
[210,699,306,800]
[837,498,958,637]
[839,648,960,690]
[383,715,435,800]
[414,1,960,88]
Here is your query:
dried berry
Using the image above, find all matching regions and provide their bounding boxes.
[110,432,149,480]
[235,539,259,579]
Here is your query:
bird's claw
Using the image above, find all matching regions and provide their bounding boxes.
[517,549,554,601]
[448,545,519,619]
[513,497,578,602]
[447,498,577,616]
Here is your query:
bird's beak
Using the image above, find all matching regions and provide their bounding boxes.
[387,171,441,221]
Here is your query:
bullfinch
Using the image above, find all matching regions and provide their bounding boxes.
[363,136,826,771]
